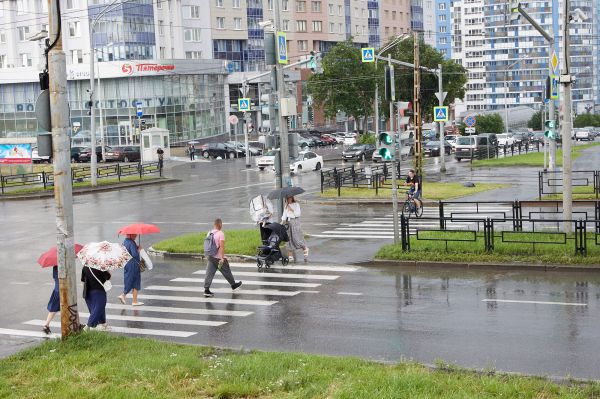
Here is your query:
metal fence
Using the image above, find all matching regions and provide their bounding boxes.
[0,162,162,194]
[538,170,599,199]
[320,163,392,195]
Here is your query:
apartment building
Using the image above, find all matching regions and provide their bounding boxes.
[435,0,451,58]
[380,0,411,42]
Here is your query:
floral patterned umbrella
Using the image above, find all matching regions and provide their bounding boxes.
[77,241,132,271]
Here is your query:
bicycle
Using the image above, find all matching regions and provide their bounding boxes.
[402,190,423,218]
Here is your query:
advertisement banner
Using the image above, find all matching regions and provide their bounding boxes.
[0,144,32,164]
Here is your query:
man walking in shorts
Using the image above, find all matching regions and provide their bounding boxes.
[204,218,242,297]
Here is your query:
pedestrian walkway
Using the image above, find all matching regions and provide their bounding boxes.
[310,203,515,239]
[0,262,358,341]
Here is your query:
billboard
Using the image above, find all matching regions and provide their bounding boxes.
[0,144,32,164]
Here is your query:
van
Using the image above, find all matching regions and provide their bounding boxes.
[454,136,477,161]
[454,134,498,161]
[476,133,498,159]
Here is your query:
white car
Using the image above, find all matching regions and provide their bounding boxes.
[32,146,51,163]
[497,133,515,147]
[256,149,278,171]
[343,133,357,146]
[290,151,323,174]
[575,129,592,141]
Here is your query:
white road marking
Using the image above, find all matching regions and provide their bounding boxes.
[298,290,320,294]
[146,285,300,297]
[482,299,588,306]
[106,303,253,317]
[337,292,363,296]
[24,320,197,338]
[192,270,339,280]
[0,327,59,339]
[227,262,359,272]
[171,277,321,288]
[162,182,273,200]
[9,282,31,285]
[137,294,277,306]
[310,234,395,239]
[79,312,226,327]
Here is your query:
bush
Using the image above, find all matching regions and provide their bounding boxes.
[358,133,376,145]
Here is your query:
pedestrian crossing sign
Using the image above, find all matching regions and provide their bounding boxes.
[433,106,449,122]
[361,47,375,63]
[277,32,288,64]
[238,98,250,112]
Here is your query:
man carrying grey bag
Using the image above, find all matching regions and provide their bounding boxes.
[203,218,242,297]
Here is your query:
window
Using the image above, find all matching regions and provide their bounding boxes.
[20,53,32,67]
[159,47,166,58]
[216,0,223,6]
[338,23,343,33]
[297,20,307,32]
[311,1,321,12]
[158,20,164,35]
[328,3,333,14]
[439,2,445,9]
[329,22,335,33]
[17,0,29,14]
[186,51,202,59]
[439,14,446,21]
[282,20,290,31]
[282,0,288,11]
[338,5,342,15]
[66,0,77,9]
[296,1,306,12]
[439,25,447,33]
[234,17,242,30]
[17,26,29,41]
[71,49,83,64]
[392,11,396,20]
[268,0,273,10]
[312,21,322,32]
[68,21,80,37]
[190,5,201,18]
[0,30,5,43]
[0,55,6,69]
[233,0,241,7]
[216,17,225,29]
[355,25,360,34]
[297,40,308,51]
[157,0,162,9]
[184,28,202,41]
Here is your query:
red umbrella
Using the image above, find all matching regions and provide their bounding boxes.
[118,223,160,236]
[38,244,84,268]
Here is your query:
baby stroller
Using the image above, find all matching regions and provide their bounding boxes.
[256,222,289,268]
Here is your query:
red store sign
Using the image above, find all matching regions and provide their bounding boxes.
[121,63,176,75]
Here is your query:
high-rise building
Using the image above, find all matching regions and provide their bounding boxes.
[434,0,452,58]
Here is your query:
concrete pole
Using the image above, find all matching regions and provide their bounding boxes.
[437,64,446,173]
[389,56,399,244]
[504,69,509,135]
[413,31,423,176]
[97,64,106,161]
[548,35,556,171]
[48,0,81,338]
[560,0,573,231]
[242,80,251,167]
[89,27,98,186]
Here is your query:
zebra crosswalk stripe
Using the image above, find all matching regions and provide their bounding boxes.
[227,262,358,272]
[24,320,197,338]
[136,293,277,306]
[145,285,301,297]
[106,303,253,317]
[171,277,321,288]
[79,312,227,327]
[0,327,60,339]
[192,270,339,280]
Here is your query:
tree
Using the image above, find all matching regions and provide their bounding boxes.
[574,113,600,128]
[384,36,468,119]
[528,111,543,130]
[307,40,379,133]
[475,113,505,134]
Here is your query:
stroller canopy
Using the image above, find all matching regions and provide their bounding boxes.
[264,222,288,242]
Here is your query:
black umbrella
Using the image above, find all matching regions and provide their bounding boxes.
[263,222,289,242]
[267,186,305,200]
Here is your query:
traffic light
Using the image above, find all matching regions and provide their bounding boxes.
[508,0,521,22]
[309,51,317,72]
[384,65,395,102]
[378,132,395,161]
[544,120,556,140]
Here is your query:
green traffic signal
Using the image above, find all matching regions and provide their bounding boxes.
[379,147,393,161]
[379,133,393,145]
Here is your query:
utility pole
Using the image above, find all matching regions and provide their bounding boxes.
[241,79,251,168]
[388,55,399,244]
[437,64,446,173]
[48,0,81,337]
[413,31,423,176]
[560,0,573,231]
[89,39,98,186]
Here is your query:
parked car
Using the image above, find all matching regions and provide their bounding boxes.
[575,129,592,141]
[343,133,357,146]
[70,146,85,163]
[320,135,337,145]
[496,133,515,147]
[512,133,526,144]
[298,136,314,148]
[256,149,278,171]
[330,133,346,144]
[342,144,376,162]
[104,146,141,162]
[78,146,110,162]
[454,136,477,161]
[32,146,51,163]
[198,143,242,159]
[530,132,546,144]
[422,130,437,143]
[226,141,262,156]
[290,151,323,174]
[424,140,452,156]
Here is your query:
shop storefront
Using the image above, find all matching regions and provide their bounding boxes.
[0,59,228,146]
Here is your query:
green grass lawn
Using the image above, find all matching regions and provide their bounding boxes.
[321,181,508,200]
[471,142,600,168]
[543,185,599,200]
[152,229,262,255]
[2,176,161,196]
[0,333,597,399]
[376,230,600,265]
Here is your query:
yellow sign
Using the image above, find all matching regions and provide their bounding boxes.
[551,52,559,73]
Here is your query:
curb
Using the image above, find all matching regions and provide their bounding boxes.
[0,178,180,201]
[309,198,439,206]
[367,259,600,272]
[148,247,254,263]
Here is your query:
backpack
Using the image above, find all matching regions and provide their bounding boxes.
[204,231,219,257]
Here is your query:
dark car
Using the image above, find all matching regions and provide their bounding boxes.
[104,146,141,162]
[530,132,546,144]
[78,146,111,162]
[512,133,526,144]
[424,140,452,156]
[342,144,376,162]
[198,143,243,159]
[70,147,85,163]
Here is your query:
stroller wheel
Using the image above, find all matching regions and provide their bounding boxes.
[282,257,289,266]
[257,259,263,269]
[265,260,273,268]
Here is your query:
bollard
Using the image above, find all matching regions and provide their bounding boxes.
[439,201,445,229]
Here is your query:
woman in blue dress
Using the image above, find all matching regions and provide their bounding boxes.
[42,266,60,335]
[118,234,143,306]
[81,266,111,330]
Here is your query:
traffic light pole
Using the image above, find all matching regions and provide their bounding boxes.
[559,0,573,231]
[437,64,446,173]
[388,56,400,245]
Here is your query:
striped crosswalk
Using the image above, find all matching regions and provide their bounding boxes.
[3,261,358,341]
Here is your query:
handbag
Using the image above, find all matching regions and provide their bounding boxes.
[88,267,112,292]
[139,258,146,273]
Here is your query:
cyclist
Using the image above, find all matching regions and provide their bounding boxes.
[405,169,422,210]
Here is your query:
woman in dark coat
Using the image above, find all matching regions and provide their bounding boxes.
[81,266,111,330]
[42,266,60,334]
[118,234,143,306]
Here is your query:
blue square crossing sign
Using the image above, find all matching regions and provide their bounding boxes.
[433,106,449,122]
[238,98,250,112]
[277,32,288,64]
[361,47,375,63]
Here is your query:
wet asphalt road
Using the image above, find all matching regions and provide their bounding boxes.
[1,148,600,379]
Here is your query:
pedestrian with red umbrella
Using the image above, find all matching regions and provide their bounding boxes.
[37,244,83,335]
[116,223,160,306]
